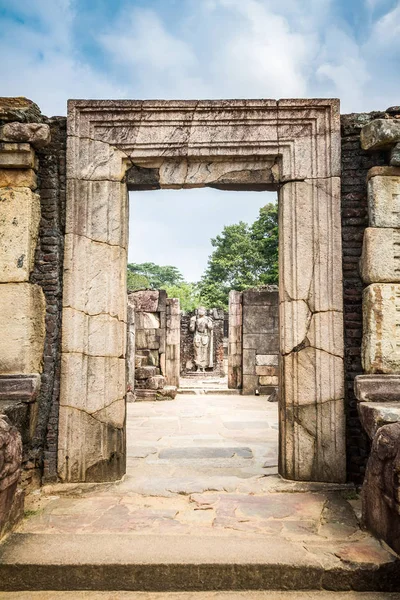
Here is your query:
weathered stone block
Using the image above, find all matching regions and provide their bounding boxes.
[0,374,40,404]
[282,398,346,483]
[0,97,41,123]
[242,289,278,306]
[0,283,45,374]
[61,308,126,357]
[367,172,400,228]
[361,118,400,150]
[242,374,258,395]
[242,348,256,375]
[242,307,276,334]
[354,374,400,402]
[0,188,40,282]
[256,354,279,367]
[63,234,126,321]
[57,402,125,483]
[130,290,159,313]
[135,366,158,380]
[0,169,36,189]
[0,122,50,148]
[136,312,160,329]
[390,142,400,167]
[0,143,35,169]
[362,284,400,373]
[259,375,279,385]
[147,375,165,390]
[358,402,400,440]
[66,180,128,247]
[256,366,278,377]
[362,422,400,555]
[361,228,400,283]
[157,385,177,400]
[60,353,125,418]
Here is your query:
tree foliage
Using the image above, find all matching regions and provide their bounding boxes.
[127,262,183,291]
[198,203,278,308]
[164,282,201,312]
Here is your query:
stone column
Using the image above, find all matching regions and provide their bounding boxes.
[126,296,135,402]
[58,142,129,482]
[228,291,243,390]
[166,298,180,388]
[279,178,346,483]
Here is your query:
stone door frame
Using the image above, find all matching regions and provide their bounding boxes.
[59,99,345,483]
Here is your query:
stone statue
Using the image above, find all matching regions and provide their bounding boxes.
[189,307,214,372]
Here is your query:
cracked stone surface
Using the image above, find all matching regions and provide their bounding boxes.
[15,394,391,573]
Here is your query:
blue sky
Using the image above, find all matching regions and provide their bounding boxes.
[1,0,399,279]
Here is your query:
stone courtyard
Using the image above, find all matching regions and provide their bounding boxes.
[0,394,399,593]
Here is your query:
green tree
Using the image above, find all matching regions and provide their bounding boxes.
[127,271,150,291]
[164,281,201,312]
[198,202,278,308]
[127,262,184,290]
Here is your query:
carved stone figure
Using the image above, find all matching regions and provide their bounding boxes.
[362,422,400,554]
[0,414,22,538]
[189,307,214,372]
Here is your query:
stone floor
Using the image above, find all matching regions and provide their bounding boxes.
[1,394,398,593]
[17,395,390,549]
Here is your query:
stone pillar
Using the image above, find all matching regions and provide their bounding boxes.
[166,298,180,388]
[126,296,135,402]
[58,145,129,482]
[228,291,243,390]
[279,178,346,483]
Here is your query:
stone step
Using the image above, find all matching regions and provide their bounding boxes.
[1,593,399,599]
[177,388,241,395]
[0,533,398,592]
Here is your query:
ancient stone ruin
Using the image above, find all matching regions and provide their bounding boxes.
[127,289,179,401]
[0,96,400,568]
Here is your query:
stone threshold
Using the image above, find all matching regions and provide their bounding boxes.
[0,533,398,592]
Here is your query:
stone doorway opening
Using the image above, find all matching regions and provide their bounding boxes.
[125,186,280,490]
[58,99,345,486]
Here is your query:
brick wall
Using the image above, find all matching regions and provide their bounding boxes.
[31,117,66,483]
[340,112,387,483]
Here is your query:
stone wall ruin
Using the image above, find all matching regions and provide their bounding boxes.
[127,289,180,401]
[228,288,279,396]
[2,97,398,540]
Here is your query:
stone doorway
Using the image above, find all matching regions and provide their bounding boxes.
[58,99,345,485]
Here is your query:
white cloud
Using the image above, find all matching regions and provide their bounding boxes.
[0,0,124,116]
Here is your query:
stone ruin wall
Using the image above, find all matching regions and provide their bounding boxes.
[0,97,398,533]
[180,308,225,376]
[228,288,279,396]
[127,289,180,400]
